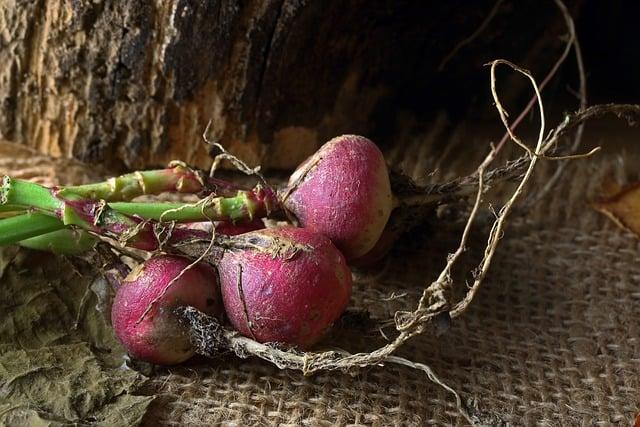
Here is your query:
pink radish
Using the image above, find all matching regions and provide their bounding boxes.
[282,135,393,260]
[111,255,222,365]
[218,226,352,348]
[214,219,264,236]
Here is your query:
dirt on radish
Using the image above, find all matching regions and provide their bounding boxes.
[111,255,223,365]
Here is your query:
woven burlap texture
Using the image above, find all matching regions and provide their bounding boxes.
[1,132,638,425]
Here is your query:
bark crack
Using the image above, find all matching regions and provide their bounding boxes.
[255,0,286,111]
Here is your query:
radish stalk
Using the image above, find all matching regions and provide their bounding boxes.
[108,186,275,222]
[1,177,156,248]
[62,164,243,200]
[0,212,66,245]
[2,177,276,225]
[19,229,98,254]
[0,204,24,213]
[0,177,277,249]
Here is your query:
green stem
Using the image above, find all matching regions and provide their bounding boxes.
[0,213,66,245]
[62,165,243,201]
[109,190,267,222]
[19,229,98,254]
[0,176,278,250]
[4,176,274,225]
[0,204,24,213]
[1,178,216,250]
[1,176,62,211]
[1,176,152,247]
[0,204,26,219]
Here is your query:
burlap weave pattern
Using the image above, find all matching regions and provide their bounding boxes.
[1,133,639,425]
[136,155,639,426]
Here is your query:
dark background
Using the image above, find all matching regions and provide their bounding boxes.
[391,0,640,150]
[577,0,640,104]
[328,0,640,151]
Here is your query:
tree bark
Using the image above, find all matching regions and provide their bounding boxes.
[0,0,571,172]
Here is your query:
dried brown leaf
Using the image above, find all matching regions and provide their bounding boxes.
[0,249,152,425]
[594,182,640,235]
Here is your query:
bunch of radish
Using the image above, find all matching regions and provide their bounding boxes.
[1,135,396,364]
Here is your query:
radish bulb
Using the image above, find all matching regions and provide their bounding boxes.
[282,135,393,260]
[218,226,352,348]
[111,255,222,365]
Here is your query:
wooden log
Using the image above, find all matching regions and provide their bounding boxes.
[0,0,572,171]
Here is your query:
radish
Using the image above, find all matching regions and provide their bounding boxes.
[218,226,352,348]
[214,219,264,236]
[282,135,393,260]
[111,255,222,365]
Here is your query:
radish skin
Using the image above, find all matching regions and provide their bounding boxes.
[214,219,264,236]
[283,135,392,260]
[218,226,352,348]
[111,255,222,365]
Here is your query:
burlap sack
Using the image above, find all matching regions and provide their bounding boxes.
[0,126,638,426]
